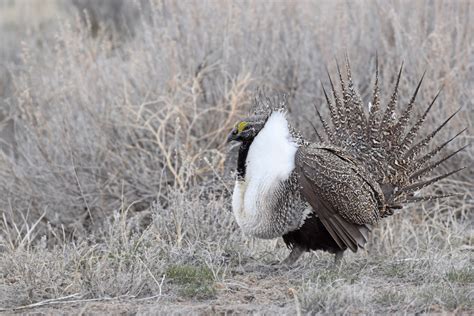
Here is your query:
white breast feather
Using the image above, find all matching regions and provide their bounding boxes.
[232,111,299,238]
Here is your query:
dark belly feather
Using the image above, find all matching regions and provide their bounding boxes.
[282,212,346,254]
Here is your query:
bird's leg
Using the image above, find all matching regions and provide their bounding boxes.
[281,246,305,266]
[334,250,344,266]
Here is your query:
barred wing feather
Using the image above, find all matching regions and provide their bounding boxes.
[295,144,383,252]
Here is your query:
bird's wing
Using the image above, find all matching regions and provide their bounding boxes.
[295,144,384,252]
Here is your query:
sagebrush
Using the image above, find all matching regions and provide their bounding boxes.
[0,0,472,313]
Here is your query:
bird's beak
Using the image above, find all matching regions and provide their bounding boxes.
[227,128,238,143]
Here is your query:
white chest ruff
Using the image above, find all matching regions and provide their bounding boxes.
[231,111,302,239]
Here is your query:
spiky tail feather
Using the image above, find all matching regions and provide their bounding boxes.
[317,58,465,213]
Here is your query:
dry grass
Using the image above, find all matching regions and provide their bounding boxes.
[0,0,473,314]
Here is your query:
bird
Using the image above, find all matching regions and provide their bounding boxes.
[226,58,465,266]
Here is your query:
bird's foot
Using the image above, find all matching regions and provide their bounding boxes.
[281,246,305,267]
[334,250,344,267]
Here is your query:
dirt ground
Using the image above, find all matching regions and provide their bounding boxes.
[3,249,473,315]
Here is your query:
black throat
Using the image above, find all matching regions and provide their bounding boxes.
[237,139,254,179]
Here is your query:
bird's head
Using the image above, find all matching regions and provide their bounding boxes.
[227,115,268,143]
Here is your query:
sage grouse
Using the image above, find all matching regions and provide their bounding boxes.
[227,60,464,266]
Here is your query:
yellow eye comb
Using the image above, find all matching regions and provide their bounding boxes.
[237,121,248,133]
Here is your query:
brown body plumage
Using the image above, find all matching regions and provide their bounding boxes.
[295,145,382,252]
